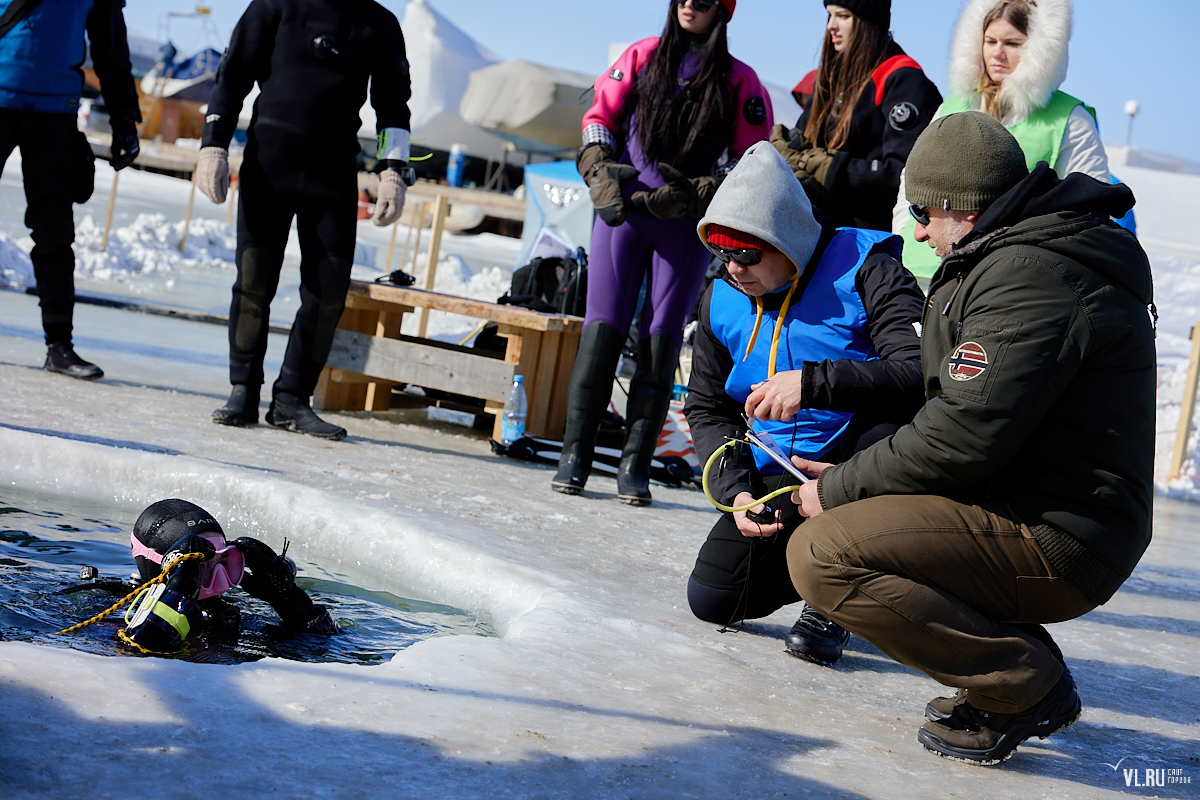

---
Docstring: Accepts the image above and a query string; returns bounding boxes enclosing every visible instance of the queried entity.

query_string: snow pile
[71,213,237,280]
[0,231,34,288]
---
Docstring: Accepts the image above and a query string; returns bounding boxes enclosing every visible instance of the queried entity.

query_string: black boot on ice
[43,343,103,380]
[266,395,347,441]
[212,384,260,426]
[551,322,625,495]
[784,604,851,666]
[615,335,679,507]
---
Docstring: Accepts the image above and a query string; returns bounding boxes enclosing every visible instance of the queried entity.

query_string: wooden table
[315,281,584,441]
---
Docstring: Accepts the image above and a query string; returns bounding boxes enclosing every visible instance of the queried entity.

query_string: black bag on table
[475,247,588,354]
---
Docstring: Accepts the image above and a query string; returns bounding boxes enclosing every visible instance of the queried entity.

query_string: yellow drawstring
[742,272,801,379]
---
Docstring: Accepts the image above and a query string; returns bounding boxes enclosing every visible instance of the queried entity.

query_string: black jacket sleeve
[368,11,412,132]
[85,0,141,124]
[683,282,760,505]
[202,0,279,149]
[801,248,926,422]
[826,67,942,205]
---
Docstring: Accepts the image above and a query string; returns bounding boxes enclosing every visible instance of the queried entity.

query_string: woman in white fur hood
[895,0,1111,280]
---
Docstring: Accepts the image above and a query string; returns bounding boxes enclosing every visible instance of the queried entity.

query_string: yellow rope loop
[701,438,803,514]
[50,551,206,637]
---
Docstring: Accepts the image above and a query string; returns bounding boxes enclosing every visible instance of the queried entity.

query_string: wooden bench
[314,280,584,441]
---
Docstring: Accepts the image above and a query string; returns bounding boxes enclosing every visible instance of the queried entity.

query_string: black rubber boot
[43,343,103,380]
[784,603,852,666]
[266,395,347,441]
[552,322,625,495]
[212,384,261,426]
[616,335,679,506]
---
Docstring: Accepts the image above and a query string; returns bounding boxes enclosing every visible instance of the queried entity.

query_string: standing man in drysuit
[197,0,412,441]
[0,0,141,380]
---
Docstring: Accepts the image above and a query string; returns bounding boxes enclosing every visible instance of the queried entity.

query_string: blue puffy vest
[0,0,93,114]
[709,227,898,473]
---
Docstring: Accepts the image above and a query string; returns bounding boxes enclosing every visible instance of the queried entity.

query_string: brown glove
[577,143,639,226]
[629,164,721,219]
[769,123,809,174]
[797,147,836,188]
[195,146,230,205]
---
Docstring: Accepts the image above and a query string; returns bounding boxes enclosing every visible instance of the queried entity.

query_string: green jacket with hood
[816,164,1155,604]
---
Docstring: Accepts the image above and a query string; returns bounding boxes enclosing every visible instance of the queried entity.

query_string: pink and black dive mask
[130,498,245,600]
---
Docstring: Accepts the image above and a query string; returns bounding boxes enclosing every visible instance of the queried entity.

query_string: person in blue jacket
[0,0,141,380]
[684,141,924,666]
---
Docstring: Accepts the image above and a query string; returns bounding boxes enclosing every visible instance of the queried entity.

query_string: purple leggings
[584,210,711,349]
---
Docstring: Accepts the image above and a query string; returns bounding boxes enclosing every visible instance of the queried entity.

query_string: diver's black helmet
[131,498,224,582]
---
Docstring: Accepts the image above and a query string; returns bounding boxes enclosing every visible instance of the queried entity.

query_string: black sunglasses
[677,0,718,12]
[908,204,931,227]
[704,241,763,266]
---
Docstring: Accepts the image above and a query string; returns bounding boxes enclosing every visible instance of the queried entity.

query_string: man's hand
[195,146,230,204]
[790,457,833,518]
[745,371,804,421]
[732,491,784,538]
[372,168,407,226]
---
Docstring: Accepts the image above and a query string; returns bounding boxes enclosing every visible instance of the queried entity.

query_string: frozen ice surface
[2,154,1199,797]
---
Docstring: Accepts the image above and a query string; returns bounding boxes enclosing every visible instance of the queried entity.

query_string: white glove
[195,146,230,205]
[372,169,407,226]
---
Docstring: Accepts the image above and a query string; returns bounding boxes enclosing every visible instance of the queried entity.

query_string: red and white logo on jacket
[947,341,988,381]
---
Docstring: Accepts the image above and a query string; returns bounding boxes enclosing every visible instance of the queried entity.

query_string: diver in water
[120,498,338,654]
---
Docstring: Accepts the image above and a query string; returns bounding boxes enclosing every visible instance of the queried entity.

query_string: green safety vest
[900,90,1096,280]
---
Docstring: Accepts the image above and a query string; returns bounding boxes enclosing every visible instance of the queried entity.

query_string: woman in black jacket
[772,1,941,231]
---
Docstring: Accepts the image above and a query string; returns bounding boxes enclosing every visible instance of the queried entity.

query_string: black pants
[0,109,78,345]
[688,418,900,625]
[228,132,358,400]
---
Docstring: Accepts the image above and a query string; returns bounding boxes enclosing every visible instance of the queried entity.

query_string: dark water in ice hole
[0,487,493,665]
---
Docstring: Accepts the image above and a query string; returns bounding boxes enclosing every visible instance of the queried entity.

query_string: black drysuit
[201,0,412,399]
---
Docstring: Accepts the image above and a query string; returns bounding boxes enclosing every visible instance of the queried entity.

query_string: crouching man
[684,141,925,665]
[786,112,1155,764]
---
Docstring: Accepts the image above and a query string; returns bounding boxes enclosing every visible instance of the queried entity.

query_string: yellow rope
[701,438,803,514]
[49,552,206,637]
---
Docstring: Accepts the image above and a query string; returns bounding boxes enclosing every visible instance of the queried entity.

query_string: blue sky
[124,0,1195,160]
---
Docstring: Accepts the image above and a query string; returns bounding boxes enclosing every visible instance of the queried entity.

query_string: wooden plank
[346,281,584,333]
[544,330,580,438]
[326,329,515,401]
[1169,323,1200,477]
[416,195,451,339]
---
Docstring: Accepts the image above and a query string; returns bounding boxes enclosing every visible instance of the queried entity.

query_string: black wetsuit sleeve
[85,0,140,124]
[201,0,280,149]
[826,68,942,206]
[801,250,925,422]
[683,282,757,504]
[369,11,412,132]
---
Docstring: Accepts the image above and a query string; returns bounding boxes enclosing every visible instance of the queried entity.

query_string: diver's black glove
[234,537,339,634]
[109,112,140,171]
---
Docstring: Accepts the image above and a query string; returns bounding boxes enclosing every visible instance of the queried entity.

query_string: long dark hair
[804,11,890,150]
[632,1,732,168]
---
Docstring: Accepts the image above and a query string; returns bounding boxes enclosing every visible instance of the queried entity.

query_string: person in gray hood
[683,141,924,666]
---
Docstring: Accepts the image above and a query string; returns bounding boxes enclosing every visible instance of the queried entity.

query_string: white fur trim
[948,0,1072,122]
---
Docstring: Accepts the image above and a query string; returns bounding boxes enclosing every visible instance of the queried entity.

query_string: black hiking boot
[925,624,1070,721]
[917,671,1081,765]
[43,343,103,380]
[551,322,624,496]
[784,604,851,666]
[212,384,260,427]
[266,396,346,441]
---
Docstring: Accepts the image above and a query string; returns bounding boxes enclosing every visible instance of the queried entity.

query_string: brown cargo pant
[786,494,1095,713]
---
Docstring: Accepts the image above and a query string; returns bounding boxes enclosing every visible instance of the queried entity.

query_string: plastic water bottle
[500,375,527,445]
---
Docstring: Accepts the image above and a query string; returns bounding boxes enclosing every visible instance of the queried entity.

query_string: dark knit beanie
[906,111,1029,212]
[823,0,890,31]
[706,224,779,253]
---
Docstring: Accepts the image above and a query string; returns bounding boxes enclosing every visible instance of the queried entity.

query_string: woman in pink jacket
[552,0,772,506]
